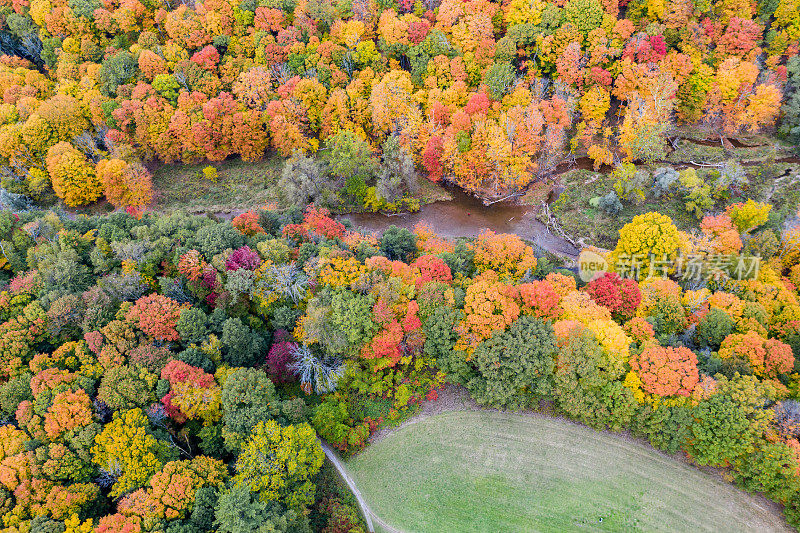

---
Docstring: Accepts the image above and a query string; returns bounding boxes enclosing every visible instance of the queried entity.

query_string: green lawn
[346,411,791,533]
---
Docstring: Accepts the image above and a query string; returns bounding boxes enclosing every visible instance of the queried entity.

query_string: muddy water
[339,186,581,259]
[337,145,799,261]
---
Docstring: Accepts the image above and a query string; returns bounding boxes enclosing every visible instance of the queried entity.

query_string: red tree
[422,135,444,182]
[586,272,641,321]
[411,255,452,288]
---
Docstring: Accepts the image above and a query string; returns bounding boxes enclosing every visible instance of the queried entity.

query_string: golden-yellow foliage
[46,141,103,206]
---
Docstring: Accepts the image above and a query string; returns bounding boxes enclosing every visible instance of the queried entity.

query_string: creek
[340,140,800,260]
[207,136,798,261]
[339,185,581,259]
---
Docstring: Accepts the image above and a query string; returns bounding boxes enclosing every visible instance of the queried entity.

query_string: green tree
[483,63,515,101]
[221,318,266,367]
[311,398,368,452]
[192,224,245,260]
[322,130,378,205]
[379,226,417,261]
[98,51,138,96]
[0,372,32,419]
[97,364,158,411]
[630,403,695,453]
[553,329,636,431]
[188,486,219,531]
[278,150,340,208]
[466,316,556,409]
[564,0,604,35]
[67,0,101,18]
[176,307,209,345]
[424,307,463,377]
[696,308,735,349]
[687,393,758,467]
[327,290,378,357]
[153,74,181,103]
[686,377,773,467]
[220,368,282,452]
[376,136,419,205]
[214,485,310,533]
[734,440,800,503]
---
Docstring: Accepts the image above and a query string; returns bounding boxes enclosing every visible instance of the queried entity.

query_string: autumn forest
[0,0,800,529]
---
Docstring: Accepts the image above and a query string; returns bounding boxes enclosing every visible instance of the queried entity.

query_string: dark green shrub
[379,226,417,261]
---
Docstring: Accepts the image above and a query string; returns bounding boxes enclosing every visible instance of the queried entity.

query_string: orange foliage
[231,211,265,236]
[97,158,153,208]
[43,389,94,440]
[455,270,520,357]
[624,316,656,344]
[700,213,742,255]
[518,280,562,319]
[718,331,795,377]
[126,294,189,342]
[118,456,227,521]
[472,230,537,280]
[413,223,454,254]
[544,272,578,296]
[553,319,585,346]
[177,250,207,282]
[630,345,699,397]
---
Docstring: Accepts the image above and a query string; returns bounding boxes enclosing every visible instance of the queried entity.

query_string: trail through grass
[346,410,790,533]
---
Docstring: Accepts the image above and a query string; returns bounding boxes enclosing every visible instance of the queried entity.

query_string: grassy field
[346,411,791,533]
[150,156,283,215]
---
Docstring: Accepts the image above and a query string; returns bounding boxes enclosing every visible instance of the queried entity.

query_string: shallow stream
[339,186,581,259]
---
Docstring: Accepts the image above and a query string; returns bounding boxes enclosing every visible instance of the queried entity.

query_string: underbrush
[550,158,800,249]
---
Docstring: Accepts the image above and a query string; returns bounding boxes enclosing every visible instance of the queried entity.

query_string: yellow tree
[618,71,677,163]
[45,142,102,206]
[735,84,782,133]
[369,70,418,141]
[610,212,682,279]
[232,420,324,510]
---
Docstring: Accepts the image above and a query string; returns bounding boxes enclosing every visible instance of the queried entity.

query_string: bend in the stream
[338,186,580,259]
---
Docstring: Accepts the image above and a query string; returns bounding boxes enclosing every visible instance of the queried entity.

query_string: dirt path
[320,439,402,533]
[368,384,481,445]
